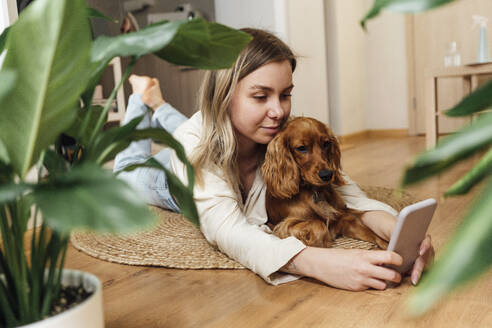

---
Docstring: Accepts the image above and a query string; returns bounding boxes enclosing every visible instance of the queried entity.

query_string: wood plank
[60,136,490,327]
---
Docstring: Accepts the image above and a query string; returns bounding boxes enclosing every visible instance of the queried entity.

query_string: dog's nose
[318,170,333,182]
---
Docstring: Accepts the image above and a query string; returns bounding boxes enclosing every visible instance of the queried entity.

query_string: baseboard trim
[368,129,409,138]
[339,129,409,148]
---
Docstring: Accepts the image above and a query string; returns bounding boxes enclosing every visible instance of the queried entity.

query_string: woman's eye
[296,146,307,153]
[253,95,267,100]
[281,94,292,99]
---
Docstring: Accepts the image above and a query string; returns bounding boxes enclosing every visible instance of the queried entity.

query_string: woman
[115,28,434,291]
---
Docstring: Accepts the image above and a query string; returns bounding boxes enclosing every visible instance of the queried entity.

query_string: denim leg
[151,102,188,133]
[113,94,187,212]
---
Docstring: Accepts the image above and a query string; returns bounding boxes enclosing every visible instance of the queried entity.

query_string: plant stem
[53,236,69,302]
[0,280,18,327]
[40,232,62,317]
[0,247,18,327]
[8,202,30,322]
[28,151,46,321]
[29,206,42,321]
[88,56,137,147]
[0,205,26,320]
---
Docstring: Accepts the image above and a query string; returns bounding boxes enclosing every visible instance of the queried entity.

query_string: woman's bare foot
[128,74,166,111]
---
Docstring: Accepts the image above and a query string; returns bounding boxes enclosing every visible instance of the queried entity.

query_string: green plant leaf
[445,147,492,196]
[361,0,458,29]
[0,183,32,204]
[122,158,199,226]
[64,105,105,145]
[32,163,157,234]
[84,115,144,163]
[0,0,92,178]
[88,120,194,191]
[87,8,117,23]
[42,149,69,177]
[0,71,16,167]
[0,26,10,53]
[83,19,183,103]
[83,18,251,104]
[155,18,253,69]
[445,80,492,117]
[0,70,17,108]
[402,112,492,186]
[131,128,194,189]
[0,151,11,186]
[407,178,492,316]
[0,138,9,165]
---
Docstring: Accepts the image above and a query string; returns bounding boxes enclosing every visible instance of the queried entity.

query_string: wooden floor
[65,136,492,327]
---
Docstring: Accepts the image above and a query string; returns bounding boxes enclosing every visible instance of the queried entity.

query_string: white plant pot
[18,269,104,328]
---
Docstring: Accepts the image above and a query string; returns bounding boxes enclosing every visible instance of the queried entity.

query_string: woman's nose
[267,100,287,119]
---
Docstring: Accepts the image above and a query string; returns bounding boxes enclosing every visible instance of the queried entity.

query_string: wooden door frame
[405,14,418,136]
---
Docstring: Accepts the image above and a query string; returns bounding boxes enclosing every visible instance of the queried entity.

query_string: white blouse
[169,111,397,285]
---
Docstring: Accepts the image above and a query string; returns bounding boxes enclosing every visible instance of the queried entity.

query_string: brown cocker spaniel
[261,117,388,249]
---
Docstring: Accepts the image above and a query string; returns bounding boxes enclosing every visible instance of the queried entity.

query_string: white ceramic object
[18,269,104,328]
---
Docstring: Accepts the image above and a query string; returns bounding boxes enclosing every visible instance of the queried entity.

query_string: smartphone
[386,198,437,274]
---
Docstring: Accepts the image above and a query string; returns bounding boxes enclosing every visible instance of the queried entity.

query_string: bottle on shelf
[444,41,461,67]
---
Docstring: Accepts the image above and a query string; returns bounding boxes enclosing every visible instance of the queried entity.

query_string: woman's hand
[284,247,403,291]
[128,74,166,111]
[362,211,435,285]
[410,234,434,285]
[361,210,396,241]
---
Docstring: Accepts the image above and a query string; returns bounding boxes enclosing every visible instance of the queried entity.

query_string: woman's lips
[262,126,279,134]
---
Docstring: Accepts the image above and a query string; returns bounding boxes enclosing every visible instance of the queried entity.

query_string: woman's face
[229,60,293,148]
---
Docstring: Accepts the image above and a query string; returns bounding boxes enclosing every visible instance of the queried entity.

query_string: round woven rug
[70,186,417,270]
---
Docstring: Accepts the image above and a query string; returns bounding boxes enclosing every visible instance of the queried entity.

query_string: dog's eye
[296,146,307,153]
[323,141,330,148]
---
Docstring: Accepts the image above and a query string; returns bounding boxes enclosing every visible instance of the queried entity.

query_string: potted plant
[0,0,251,326]
[363,0,492,316]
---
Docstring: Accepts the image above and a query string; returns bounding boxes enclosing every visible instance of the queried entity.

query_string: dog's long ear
[331,134,346,186]
[261,132,300,198]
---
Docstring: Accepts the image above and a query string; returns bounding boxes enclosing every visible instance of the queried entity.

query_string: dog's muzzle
[318,169,333,182]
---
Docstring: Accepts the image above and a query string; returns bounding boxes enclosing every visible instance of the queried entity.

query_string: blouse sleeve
[169,116,306,285]
[336,172,398,216]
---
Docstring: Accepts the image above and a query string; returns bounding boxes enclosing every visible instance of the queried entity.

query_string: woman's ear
[261,133,300,198]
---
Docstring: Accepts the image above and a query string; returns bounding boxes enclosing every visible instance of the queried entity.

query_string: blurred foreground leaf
[33,163,157,234]
[361,0,458,29]
[407,178,492,316]
[402,113,492,186]
[445,148,492,196]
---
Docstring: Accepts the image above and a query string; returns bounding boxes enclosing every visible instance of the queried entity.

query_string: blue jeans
[113,94,188,212]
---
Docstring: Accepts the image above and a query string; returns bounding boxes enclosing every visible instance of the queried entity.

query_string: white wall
[285,0,330,124]
[0,0,17,66]
[214,0,409,136]
[325,0,408,135]
[327,1,369,135]
[0,0,17,29]
[365,11,408,130]
[214,0,277,34]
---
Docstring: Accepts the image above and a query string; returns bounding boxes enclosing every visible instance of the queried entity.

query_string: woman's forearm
[361,210,396,241]
[280,246,404,291]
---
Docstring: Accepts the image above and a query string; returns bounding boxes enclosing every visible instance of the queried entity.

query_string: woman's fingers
[367,250,403,267]
[411,255,426,285]
[369,264,402,283]
[410,235,435,285]
[419,234,432,256]
[366,278,388,291]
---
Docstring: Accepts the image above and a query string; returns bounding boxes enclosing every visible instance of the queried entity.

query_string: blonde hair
[191,28,296,200]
